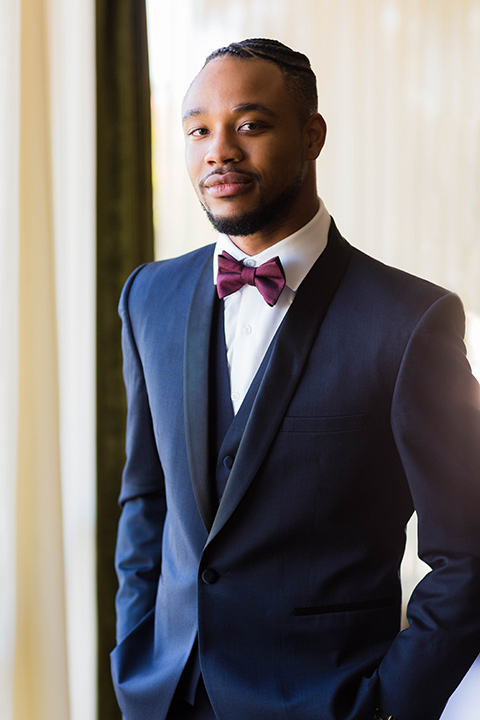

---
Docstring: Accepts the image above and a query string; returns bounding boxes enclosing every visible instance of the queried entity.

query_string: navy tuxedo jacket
[111,220,480,720]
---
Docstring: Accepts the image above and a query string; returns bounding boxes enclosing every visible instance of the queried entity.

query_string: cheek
[260,152,305,190]
[260,136,304,173]
[184,146,203,184]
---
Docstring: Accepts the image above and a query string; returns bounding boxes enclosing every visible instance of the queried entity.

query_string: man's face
[182,56,316,239]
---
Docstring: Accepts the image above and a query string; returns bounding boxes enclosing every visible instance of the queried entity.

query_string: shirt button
[232,392,240,402]
[243,258,255,267]
[241,324,252,336]
[202,568,219,584]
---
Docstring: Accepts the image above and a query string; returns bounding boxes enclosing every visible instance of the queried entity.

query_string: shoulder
[343,241,463,331]
[118,244,215,317]
[328,217,454,319]
[325,218,466,347]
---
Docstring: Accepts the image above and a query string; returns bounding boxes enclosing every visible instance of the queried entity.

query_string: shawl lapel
[184,251,218,531]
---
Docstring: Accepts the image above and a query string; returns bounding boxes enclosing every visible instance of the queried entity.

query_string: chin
[204,208,267,236]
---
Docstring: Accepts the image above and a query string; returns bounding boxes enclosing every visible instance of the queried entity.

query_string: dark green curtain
[96,2,154,718]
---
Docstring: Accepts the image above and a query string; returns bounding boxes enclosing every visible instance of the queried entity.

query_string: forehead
[182,56,294,118]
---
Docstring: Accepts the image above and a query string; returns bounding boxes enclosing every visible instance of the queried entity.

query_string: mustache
[199,166,261,188]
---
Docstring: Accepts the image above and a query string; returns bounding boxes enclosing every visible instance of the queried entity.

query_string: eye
[188,127,209,138]
[239,121,267,133]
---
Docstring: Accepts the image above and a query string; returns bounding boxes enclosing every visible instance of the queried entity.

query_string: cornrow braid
[203,38,318,120]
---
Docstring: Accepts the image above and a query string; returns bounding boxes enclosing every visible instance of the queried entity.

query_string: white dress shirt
[213,199,331,414]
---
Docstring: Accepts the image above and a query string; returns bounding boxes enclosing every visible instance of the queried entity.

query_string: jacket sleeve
[114,267,167,644]
[377,292,480,720]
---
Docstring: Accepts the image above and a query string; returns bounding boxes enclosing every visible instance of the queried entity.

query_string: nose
[204,128,243,165]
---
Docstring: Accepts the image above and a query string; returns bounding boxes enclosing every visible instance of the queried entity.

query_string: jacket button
[223,455,234,469]
[202,568,219,584]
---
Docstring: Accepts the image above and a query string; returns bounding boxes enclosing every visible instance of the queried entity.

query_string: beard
[201,169,305,237]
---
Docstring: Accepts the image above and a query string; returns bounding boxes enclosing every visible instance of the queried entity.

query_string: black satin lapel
[207,219,353,544]
[184,252,218,531]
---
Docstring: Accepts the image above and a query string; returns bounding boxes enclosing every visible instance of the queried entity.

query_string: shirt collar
[213,198,331,291]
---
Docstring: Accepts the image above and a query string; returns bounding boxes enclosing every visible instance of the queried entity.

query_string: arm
[114,267,167,644]
[377,292,480,719]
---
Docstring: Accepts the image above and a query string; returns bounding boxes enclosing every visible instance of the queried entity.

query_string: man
[111,39,480,720]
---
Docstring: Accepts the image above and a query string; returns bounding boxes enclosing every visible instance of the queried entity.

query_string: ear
[304,113,327,160]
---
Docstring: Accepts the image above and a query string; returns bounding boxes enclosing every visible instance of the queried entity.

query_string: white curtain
[0,1,96,719]
[147,0,480,715]
[0,1,21,714]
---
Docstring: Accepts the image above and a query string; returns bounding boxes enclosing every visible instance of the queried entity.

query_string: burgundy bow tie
[217,251,286,307]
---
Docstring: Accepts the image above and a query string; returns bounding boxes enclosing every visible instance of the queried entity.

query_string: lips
[202,171,254,198]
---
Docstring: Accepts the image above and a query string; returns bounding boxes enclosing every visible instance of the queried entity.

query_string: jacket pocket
[294,595,400,616]
[281,413,367,434]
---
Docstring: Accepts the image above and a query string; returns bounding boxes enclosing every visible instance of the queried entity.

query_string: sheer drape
[0,1,96,719]
[0,2,21,717]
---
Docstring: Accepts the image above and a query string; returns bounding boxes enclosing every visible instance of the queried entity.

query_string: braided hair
[203,38,318,120]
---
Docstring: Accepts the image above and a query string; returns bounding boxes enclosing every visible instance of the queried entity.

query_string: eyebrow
[231,103,278,117]
[182,108,205,123]
[182,102,278,124]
